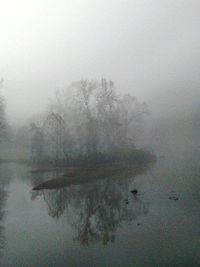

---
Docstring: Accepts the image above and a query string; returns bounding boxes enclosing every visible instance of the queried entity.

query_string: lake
[0,145,200,266]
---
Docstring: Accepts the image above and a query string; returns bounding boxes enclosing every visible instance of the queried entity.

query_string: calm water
[0,146,200,266]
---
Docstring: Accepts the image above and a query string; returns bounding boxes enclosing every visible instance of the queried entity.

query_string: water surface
[0,146,200,267]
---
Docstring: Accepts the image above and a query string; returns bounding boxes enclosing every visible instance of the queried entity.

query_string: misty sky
[0,0,200,122]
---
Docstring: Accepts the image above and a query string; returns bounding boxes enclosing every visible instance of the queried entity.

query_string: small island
[25,79,155,190]
[32,148,156,190]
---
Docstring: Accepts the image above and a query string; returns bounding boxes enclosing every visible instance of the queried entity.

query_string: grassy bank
[29,148,156,171]
[32,148,156,190]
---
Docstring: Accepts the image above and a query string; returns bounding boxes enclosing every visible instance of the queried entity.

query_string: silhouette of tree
[30,123,45,163]
[0,79,6,141]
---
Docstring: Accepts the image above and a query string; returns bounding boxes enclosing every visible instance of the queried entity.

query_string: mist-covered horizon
[0,0,199,123]
[1,2,200,266]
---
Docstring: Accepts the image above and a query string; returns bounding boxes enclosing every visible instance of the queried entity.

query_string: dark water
[0,147,200,266]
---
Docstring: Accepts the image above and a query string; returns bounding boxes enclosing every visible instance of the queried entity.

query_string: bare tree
[30,123,45,163]
[76,80,98,154]
[44,112,70,164]
[0,79,6,141]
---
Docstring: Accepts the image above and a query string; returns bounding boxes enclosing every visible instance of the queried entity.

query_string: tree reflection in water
[0,188,7,257]
[0,164,11,258]
[32,174,150,246]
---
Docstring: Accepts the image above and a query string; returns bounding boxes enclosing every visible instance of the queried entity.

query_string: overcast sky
[0,0,200,122]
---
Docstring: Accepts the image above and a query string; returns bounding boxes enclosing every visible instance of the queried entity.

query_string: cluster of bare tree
[29,78,148,164]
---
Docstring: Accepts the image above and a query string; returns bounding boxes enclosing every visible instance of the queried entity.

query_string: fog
[0,0,199,123]
[1,2,200,266]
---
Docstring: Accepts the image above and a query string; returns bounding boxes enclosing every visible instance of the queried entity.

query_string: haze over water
[0,1,200,266]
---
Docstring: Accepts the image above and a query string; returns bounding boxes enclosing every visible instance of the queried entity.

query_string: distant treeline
[1,78,152,166]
